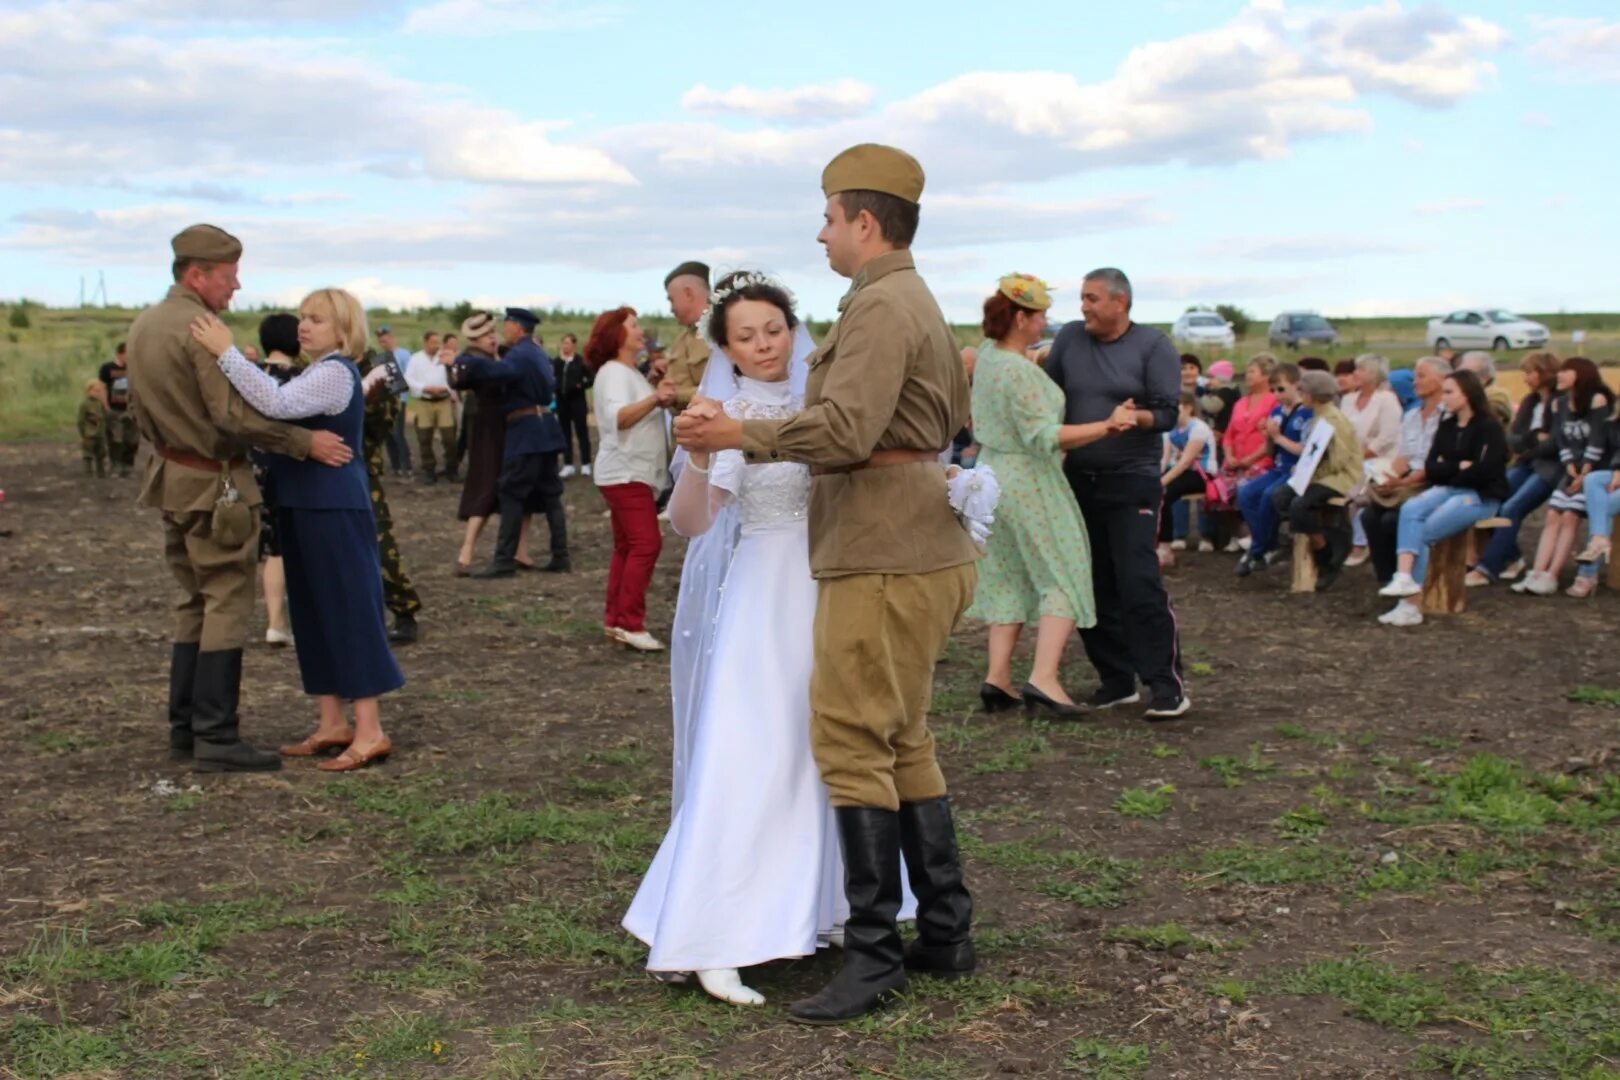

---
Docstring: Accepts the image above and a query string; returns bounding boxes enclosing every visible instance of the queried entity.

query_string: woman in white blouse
[586,307,674,652]
[1339,353,1404,568]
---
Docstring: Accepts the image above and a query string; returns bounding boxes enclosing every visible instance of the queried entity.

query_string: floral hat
[997,273,1052,311]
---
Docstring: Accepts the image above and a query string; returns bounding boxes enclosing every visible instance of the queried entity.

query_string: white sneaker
[696,968,764,1006]
[1237,537,1252,552]
[1510,573,1534,593]
[1500,559,1525,581]
[1224,538,1244,553]
[265,627,293,646]
[1378,602,1423,627]
[581,464,592,477]
[559,464,577,479]
[1378,572,1421,598]
[1197,540,1215,553]
[1524,571,1559,596]
[1343,548,1369,568]
[618,630,665,652]
[1170,539,1187,551]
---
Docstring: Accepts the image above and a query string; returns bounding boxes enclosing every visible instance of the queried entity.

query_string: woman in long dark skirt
[190,288,403,771]
[451,331,516,574]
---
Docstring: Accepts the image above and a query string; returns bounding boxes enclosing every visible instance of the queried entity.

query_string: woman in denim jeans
[1468,350,1561,586]
[1377,371,1508,627]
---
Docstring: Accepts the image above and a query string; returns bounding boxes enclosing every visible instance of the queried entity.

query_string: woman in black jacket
[1517,357,1613,596]
[1376,370,1508,626]
[1468,350,1560,586]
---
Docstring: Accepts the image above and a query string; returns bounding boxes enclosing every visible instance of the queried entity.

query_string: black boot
[190,649,281,773]
[898,796,976,978]
[167,642,200,760]
[387,614,419,644]
[788,807,907,1025]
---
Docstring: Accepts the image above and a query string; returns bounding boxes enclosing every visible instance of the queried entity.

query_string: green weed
[1274,805,1329,839]
[1568,685,1620,708]
[1113,784,1175,819]
[1067,1036,1153,1078]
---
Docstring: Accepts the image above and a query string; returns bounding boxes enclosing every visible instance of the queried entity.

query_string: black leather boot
[168,642,200,760]
[898,796,976,978]
[190,649,281,773]
[789,807,907,1025]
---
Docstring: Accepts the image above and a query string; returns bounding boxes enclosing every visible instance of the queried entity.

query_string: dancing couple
[623,144,982,1024]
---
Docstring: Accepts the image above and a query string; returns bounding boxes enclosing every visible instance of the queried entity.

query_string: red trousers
[599,482,662,632]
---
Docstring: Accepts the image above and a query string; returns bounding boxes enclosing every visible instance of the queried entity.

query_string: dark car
[1268,311,1340,350]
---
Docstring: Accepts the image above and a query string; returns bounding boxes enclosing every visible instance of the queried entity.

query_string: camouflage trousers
[81,435,107,476]
[108,411,139,471]
[367,447,422,619]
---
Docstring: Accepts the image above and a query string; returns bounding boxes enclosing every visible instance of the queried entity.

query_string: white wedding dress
[622,376,914,977]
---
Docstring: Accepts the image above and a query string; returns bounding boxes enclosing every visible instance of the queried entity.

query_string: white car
[1172,311,1235,349]
[1425,309,1549,352]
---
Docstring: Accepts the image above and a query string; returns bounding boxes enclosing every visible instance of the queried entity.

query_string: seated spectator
[1271,371,1363,591]
[1201,359,1238,434]
[1298,356,1330,373]
[1333,359,1357,398]
[1457,351,1516,426]
[1377,370,1509,626]
[1180,353,1205,394]
[1158,390,1219,563]
[1389,368,1417,412]
[1571,401,1620,594]
[1467,350,1561,586]
[1359,357,1448,585]
[1516,357,1613,596]
[1219,354,1278,552]
[1235,363,1311,577]
[1339,353,1403,567]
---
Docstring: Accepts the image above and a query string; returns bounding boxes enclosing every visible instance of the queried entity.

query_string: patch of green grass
[1199,743,1277,788]
[1066,1036,1154,1078]
[164,791,204,812]
[934,719,993,752]
[969,733,1052,775]
[1105,922,1218,953]
[498,898,645,966]
[28,730,87,755]
[1568,685,1620,708]
[1209,978,1251,1005]
[1417,734,1462,751]
[1276,953,1447,1031]
[962,831,1141,909]
[1274,804,1329,840]
[582,746,649,769]
[1114,784,1175,819]
[1275,722,1341,750]
[1188,842,1360,887]
[1366,753,1620,836]
[343,1011,452,1067]
[1147,743,1181,759]
[1188,661,1214,677]
[0,1016,129,1077]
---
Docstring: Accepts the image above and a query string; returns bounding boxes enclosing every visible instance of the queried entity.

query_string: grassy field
[3,301,1617,443]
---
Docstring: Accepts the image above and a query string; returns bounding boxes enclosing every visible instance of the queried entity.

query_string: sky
[1,0,1617,327]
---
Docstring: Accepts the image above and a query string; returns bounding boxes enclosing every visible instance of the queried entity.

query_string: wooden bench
[1420,517,1512,615]
[1290,498,1348,593]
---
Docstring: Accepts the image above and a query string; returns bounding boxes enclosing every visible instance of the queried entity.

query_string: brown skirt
[457,406,505,521]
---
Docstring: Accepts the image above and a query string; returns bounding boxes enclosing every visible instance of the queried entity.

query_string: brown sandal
[317,738,392,772]
[281,730,355,757]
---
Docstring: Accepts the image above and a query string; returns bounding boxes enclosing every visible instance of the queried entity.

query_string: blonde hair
[1246,351,1279,377]
[299,288,369,360]
[84,378,104,394]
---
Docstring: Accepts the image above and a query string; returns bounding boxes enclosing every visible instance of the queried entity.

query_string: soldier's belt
[811,447,940,477]
[154,444,245,472]
[506,406,550,420]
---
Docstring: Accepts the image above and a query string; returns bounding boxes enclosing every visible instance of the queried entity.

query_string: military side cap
[663,261,711,288]
[821,144,925,203]
[998,273,1052,311]
[504,307,540,330]
[461,312,496,338]
[171,223,242,263]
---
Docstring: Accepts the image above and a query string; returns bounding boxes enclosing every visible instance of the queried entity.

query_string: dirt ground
[2,441,1618,1080]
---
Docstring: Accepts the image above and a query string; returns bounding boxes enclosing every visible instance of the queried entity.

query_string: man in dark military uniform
[126,224,353,771]
[663,261,711,411]
[467,309,569,577]
[676,145,978,1024]
[356,348,424,644]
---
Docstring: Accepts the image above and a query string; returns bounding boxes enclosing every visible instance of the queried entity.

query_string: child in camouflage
[77,379,109,477]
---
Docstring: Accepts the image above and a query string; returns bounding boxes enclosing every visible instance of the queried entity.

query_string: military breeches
[81,435,107,474]
[108,411,139,466]
[368,463,421,618]
[809,563,977,810]
[162,507,259,651]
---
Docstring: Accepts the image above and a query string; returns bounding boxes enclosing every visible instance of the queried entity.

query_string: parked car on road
[1172,311,1235,349]
[1268,311,1340,350]
[1425,309,1549,352]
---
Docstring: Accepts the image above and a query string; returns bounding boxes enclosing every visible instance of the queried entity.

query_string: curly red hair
[584,306,636,371]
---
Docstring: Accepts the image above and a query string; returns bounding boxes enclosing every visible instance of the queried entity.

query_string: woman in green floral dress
[966,275,1135,716]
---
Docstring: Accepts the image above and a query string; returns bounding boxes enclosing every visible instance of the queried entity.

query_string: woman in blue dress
[190,288,404,771]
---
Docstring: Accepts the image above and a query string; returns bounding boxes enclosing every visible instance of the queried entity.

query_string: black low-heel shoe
[1021,683,1089,719]
[979,683,1022,714]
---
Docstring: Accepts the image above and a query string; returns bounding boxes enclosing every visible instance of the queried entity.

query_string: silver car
[1425,309,1549,351]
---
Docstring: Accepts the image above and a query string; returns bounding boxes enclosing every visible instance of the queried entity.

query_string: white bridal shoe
[696,968,764,1007]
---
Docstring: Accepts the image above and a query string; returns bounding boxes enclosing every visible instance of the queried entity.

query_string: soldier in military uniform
[663,261,712,412]
[356,348,424,644]
[675,145,978,1024]
[126,224,353,771]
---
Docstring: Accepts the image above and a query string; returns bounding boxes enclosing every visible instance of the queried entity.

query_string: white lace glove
[946,463,1000,550]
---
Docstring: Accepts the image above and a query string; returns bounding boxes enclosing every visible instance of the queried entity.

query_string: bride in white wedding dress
[621,271,913,1006]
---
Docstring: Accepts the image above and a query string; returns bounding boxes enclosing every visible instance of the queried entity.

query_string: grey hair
[1457,350,1496,383]
[1353,353,1389,386]
[1083,267,1133,308]
[1414,356,1452,380]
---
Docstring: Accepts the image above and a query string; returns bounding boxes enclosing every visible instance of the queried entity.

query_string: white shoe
[1170,539,1187,551]
[1343,548,1369,568]
[1524,571,1559,596]
[1378,602,1423,627]
[1237,537,1252,552]
[1500,559,1525,581]
[1197,540,1215,553]
[696,968,764,1007]
[581,464,592,477]
[1224,538,1244,553]
[1378,572,1421,598]
[559,464,577,479]
[265,627,293,646]
[618,630,665,652]
[1510,573,1534,594]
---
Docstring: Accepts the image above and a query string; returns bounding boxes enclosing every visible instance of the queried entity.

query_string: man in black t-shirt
[98,341,140,477]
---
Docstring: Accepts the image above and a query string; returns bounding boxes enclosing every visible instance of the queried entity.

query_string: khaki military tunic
[127,284,314,650]
[665,325,711,411]
[738,250,978,809]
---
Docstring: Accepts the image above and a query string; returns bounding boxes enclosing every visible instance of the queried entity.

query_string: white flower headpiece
[696,271,794,342]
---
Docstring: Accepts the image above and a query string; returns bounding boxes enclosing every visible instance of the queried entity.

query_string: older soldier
[676,144,978,1025]
[470,308,569,577]
[126,224,352,771]
[663,262,711,411]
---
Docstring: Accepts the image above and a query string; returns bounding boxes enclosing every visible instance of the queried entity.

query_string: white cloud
[1414,197,1488,216]
[682,80,876,122]
[1199,234,1420,260]
[1528,18,1620,83]
[1521,111,1554,129]
[1306,1,1506,106]
[403,0,620,35]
